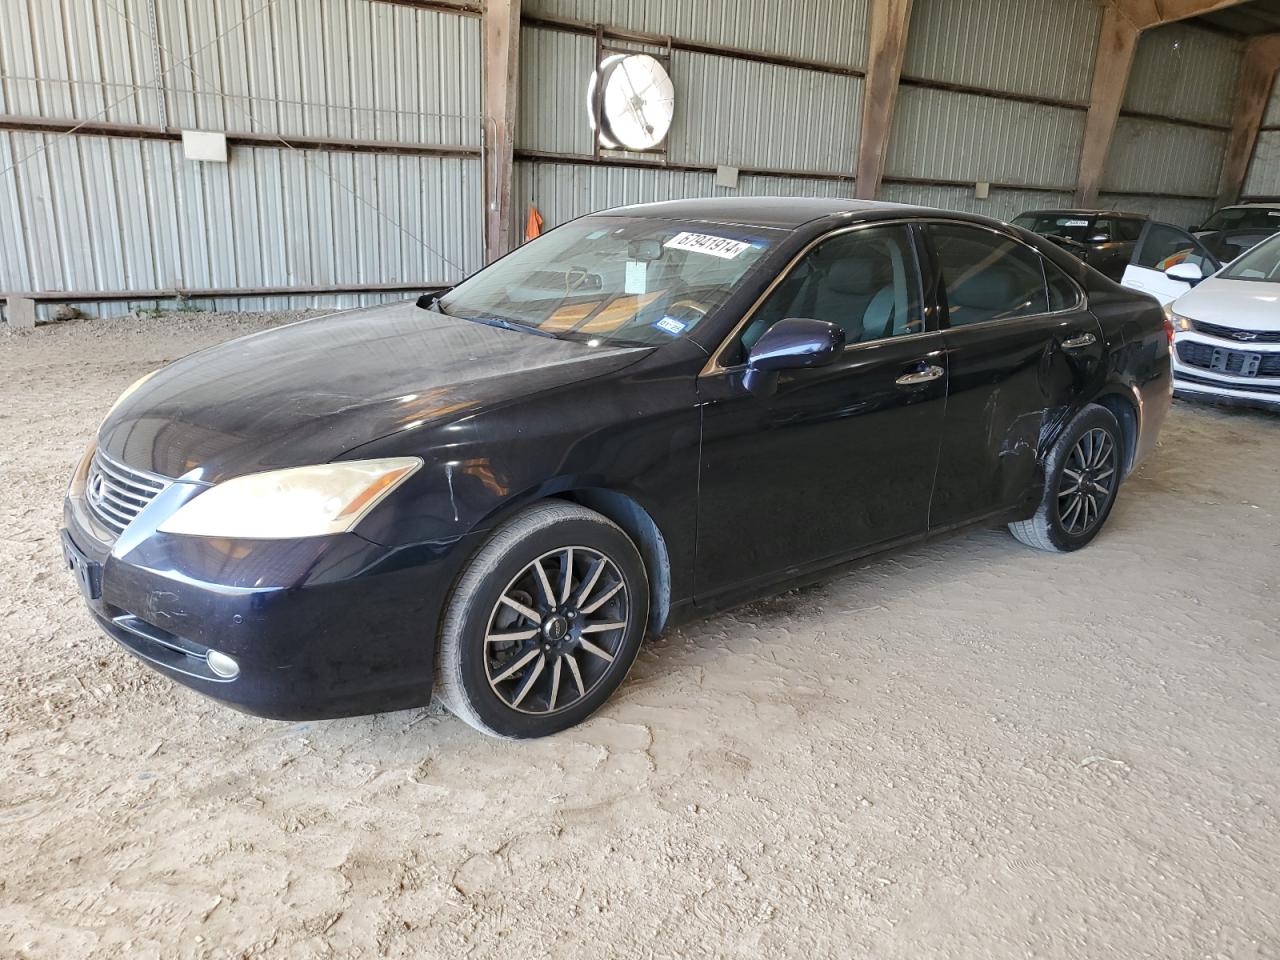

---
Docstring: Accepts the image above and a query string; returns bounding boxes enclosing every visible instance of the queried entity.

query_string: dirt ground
[2,310,1278,960]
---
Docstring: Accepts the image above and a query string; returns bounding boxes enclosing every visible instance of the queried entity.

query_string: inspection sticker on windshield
[664,231,752,259]
[654,316,687,336]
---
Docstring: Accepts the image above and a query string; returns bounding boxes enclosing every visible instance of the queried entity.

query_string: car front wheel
[436,501,649,739]
[1008,404,1124,553]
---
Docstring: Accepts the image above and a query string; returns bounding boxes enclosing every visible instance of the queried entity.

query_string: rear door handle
[895,364,944,387]
[1061,332,1097,350]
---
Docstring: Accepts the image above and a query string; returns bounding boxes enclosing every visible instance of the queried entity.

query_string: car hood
[1172,276,1280,331]
[99,300,649,481]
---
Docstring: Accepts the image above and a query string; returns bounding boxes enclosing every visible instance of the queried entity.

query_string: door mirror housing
[747,317,846,372]
[742,318,846,394]
[416,289,451,311]
[1165,262,1204,285]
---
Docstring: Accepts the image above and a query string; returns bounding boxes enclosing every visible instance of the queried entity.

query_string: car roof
[1017,208,1147,219]
[590,196,1000,231]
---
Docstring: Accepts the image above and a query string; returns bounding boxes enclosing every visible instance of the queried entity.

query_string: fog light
[206,649,240,679]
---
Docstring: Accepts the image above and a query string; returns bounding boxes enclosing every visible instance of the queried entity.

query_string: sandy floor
[2,311,1279,959]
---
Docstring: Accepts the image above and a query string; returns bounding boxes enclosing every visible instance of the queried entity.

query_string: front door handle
[1061,332,1097,350]
[895,364,944,387]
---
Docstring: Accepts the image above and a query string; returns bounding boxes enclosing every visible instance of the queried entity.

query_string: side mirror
[743,318,845,393]
[416,289,450,310]
[1165,262,1204,285]
[1088,234,1109,244]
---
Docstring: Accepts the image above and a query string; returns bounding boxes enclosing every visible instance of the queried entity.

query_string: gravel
[2,311,1278,959]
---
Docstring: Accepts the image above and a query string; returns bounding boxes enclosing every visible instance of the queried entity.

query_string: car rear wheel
[1008,404,1123,553]
[436,501,649,739]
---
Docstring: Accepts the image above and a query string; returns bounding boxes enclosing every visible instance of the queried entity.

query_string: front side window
[439,216,780,347]
[736,225,923,356]
[1132,223,1218,273]
[1114,218,1144,242]
[1221,233,1280,281]
[928,223,1048,327]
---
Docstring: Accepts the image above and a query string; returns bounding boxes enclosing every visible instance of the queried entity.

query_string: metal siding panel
[1095,192,1213,228]
[1123,23,1242,126]
[514,159,854,231]
[880,182,1073,221]
[887,86,1083,189]
[902,0,1100,102]
[1244,131,1280,197]
[517,27,860,173]
[1263,75,1280,127]
[523,0,869,69]
[1101,117,1225,197]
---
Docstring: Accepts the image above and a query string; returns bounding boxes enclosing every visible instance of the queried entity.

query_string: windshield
[1221,233,1280,282]
[1012,214,1097,242]
[1200,207,1280,232]
[437,216,780,347]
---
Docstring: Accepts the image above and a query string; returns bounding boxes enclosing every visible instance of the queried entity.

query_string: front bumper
[1172,333,1280,410]
[63,490,473,720]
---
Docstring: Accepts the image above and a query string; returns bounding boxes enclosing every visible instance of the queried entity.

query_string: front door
[922,222,1107,527]
[1121,221,1221,305]
[694,223,947,601]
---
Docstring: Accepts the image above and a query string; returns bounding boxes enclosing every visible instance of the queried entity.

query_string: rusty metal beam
[482,0,521,262]
[1216,34,1280,208]
[854,0,913,200]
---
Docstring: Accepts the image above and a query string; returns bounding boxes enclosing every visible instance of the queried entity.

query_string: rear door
[1122,221,1221,304]
[923,222,1106,528]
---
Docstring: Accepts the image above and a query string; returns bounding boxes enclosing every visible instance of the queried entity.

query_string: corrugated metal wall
[1123,22,1242,125]
[881,0,1098,225]
[901,0,1101,102]
[1,0,482,319]
[1244,75,1280,198]
[1100,118,1227,198]
[523,0,869,69]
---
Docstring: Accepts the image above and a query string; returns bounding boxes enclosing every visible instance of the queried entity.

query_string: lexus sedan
[1167,230,1280,409]
[63,198,1171,739]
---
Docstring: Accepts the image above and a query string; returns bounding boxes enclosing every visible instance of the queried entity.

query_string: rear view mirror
[1165,262,1204,285]
[628,239,664,261]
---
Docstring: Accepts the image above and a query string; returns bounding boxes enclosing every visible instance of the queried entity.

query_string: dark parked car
[1011,209,1148,281]
[63,198,1172,739]
[1192,203,1280,264]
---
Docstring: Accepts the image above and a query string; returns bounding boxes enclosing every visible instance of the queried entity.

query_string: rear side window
[928,223,1049,327]
[1045,259,1082,311]
[1133,223,1218,273]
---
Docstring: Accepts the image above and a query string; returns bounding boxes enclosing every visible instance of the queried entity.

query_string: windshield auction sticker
[664,231,751,259]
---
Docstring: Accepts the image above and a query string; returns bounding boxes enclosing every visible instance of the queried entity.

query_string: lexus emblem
[1232,330,1258,342]
[87,471,106,507]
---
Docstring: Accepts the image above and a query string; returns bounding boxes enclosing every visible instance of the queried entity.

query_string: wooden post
[1074,7,1140,208]
[854,0,914,200]
[483,0,521,263]
[1216,34,1280,209]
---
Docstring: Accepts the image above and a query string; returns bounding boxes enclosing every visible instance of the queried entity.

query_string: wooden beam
[1075,7,1141,207]
[1110,0,1254,30]
[1216,34,1280,208]
[854,0,914,199]
[482,0,521,262]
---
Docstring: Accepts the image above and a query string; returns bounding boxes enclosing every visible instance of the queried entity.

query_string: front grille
[1177,340,1280,377]
[1190,320,1280,344]
[85,451,170,536]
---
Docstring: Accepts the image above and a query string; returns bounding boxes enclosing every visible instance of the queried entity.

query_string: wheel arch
[1090,389,1140,478]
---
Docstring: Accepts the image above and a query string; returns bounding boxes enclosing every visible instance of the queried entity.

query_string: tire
[436,501,649,739]
[1008,404,1124,553]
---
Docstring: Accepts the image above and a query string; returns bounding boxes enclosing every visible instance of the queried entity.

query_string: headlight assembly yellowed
[104,369,161,421]
[1165,307,1193,333]
[158,458,422,539]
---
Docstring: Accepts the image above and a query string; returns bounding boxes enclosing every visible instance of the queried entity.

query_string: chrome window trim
[701,216,1086,377]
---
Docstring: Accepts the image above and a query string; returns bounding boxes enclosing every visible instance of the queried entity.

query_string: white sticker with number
[663,231,751,259]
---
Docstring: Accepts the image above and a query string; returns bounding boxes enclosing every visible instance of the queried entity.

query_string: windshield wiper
[452,312,561,339]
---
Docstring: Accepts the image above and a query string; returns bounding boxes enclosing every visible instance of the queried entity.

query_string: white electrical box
[974,181,990,200]
[182,130,229,163]
[715,165,740,189]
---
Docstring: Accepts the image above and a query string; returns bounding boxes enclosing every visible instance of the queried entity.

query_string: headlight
[104,369,161,421]
[158,458,422,539]
[1165,306,1193,333]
